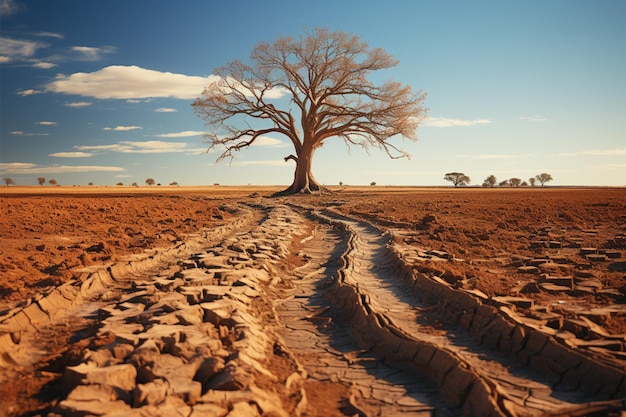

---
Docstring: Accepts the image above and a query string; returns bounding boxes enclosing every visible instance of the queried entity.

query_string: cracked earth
[0,188,624,416]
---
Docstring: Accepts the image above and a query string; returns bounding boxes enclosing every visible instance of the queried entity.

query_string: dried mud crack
[0,201,624,417]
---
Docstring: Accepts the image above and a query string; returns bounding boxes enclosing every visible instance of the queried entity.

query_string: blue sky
[1,0,624,187]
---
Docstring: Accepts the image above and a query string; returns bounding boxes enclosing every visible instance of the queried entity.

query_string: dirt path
[0,201,623,416]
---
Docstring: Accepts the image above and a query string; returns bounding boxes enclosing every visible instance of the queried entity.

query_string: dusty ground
[0,186,624,416]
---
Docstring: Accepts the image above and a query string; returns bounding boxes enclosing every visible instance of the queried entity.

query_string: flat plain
[1,186,624,416]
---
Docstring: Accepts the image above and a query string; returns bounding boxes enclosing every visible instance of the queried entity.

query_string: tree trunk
[276,148,325,195]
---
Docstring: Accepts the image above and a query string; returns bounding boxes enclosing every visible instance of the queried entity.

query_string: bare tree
[535,173,553,187]
[529,177,536,187]
[444,172,470,188]
[193,28,427,195]
[37,177,45,186]
[145,178,155,186]
[509,177,522,187]
[483,175,497,187]
[3,177,15,186]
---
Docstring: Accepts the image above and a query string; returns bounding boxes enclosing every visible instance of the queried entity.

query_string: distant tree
[193,28,427,195]
[521,181,528,187]
[3,177,15,186]
[145,178,155,186]
[535,173,553,187]
[484,175,497,187]
[370,181,377,186]
[132,182,139,187]
[49,179,57,185]
[37,177,46,186]
[444,172,470,188]
[509,178,522,187]
[499,180,509,187]
[116,182,124,186]
[88,182,94,186]
[339,181,343,186]
[169,182,179,186]
[529,177,536,187]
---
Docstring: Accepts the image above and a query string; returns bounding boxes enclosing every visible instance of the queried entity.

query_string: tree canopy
[444,172,470,188]
[193,28,427,194]
[535,173,553,187]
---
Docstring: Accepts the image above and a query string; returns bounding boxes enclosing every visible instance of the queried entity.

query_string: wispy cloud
[0,36,45,59]
[0,0,24,16]
[16,88,42,96]
[32,61,56,69]
[103,125,142,131]
[560,147,626,157]
[250,136,288,147]
[10,131,49,136]
[424,117,492,127]
[584,163,626,170]
[0,162,124,174]
[155,131,205,138]
[45,65,220,100]
[456,153,533,160]
[65,101,91,107]
[49,152,93,158]
[71,45,116,61]
[36,121,57,126]
[520,115,547,122]
[33,31,64,39]
[155,107,177,113]
[76,140,190,154]
[232,159,290,167]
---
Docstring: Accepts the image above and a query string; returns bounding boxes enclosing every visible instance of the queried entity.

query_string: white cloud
[155,131,205,138]
[456,153,533,160]
[33,31,64,39]
[0,162,124,174]
[560,147,626,157]
[65,101,92,107]
[520,115,547,122]
[49,152,93,158]
[17,88,42,96]
[250,136,288,147]
[232,159,290,167]
[126,99,141,104]
[36,121,57,126]
[33,61,57,69]
[71,45,116,61]
[0,0,24,16]
[103,125,142,131]
[155,107,177,112]
[10,131,49,136]
[424,117,492,127]
[76,140,190,154]
[45,65,220,100]
[44,65,286,100]
[584,163,626,170]
[0,37,45,59]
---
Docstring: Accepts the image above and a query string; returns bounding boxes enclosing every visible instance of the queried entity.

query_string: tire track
[311,207,625,416]
[272,213,460,416]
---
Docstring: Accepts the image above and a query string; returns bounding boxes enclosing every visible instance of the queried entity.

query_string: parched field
[0,186,624,416]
